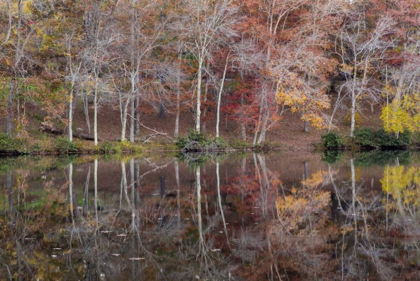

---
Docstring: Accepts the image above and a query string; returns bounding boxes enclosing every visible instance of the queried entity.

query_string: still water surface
[0,151,419,280]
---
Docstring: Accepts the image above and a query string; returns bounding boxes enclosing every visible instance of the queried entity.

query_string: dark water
[0,151,419,280]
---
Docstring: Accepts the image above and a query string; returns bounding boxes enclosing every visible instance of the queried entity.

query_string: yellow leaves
[380,98,420,134]
[22,1,33,15]
[381,165,420,207]
[276,84,330,129]
[302,170,328,188]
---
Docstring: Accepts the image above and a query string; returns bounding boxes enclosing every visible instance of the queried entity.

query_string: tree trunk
[257,109,269,144]
[350,91,356,138]
[253,105,263,147]
[196,59,203,132]
[129,0,136,143]
[159,176,166,198]
[93,83,98,146]
[202,78,208,134]
[41,124,96,141]
[135,96,140,136]
[174,59,181,138]
[130,95,135,142]
[68,86,74,142]
[6,81,14,135]
[83,92,91,134]
[216,58,229,138]
[304,120,309,133]
[159,103,166,119]
[120,96,130,141]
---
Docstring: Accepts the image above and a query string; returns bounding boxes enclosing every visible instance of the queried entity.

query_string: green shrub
[321,132,345,150]
[54,137,77,154]
[0,134,26,152]
[353,127,376,148]
[354,127,411,148]
[176,130,230,151]
[230,138,250,149]
[322,150,344,164]
[176,130,207,149]
[30,143,42,153]
[100,141,114,154]
[207,137,229,150]
[354,150,412,166]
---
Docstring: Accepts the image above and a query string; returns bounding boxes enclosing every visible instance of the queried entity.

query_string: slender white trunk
[350,90,356,138]
[253,106,262,147]
[130,95,135,142]
[216,59,229,138]
[120,97,130,141]
[83,93,91,134]
[129,0,136,143]
[93,80,98,145]
[68,86,74,142]
[175,77,180,137]
[135,96,140,136]
[196,58,203,132]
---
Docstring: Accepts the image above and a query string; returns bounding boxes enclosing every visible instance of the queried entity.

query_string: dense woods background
[1,0,420,149]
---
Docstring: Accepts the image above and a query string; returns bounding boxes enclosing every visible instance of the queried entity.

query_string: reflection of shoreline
[1,152,420,280]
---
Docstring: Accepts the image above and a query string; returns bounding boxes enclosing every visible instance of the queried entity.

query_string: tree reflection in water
[0,152,419,280]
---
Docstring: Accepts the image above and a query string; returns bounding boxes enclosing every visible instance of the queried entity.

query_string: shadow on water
[0,150,420,280]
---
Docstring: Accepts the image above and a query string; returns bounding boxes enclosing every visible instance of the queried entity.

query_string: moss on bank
[0,131,274,156]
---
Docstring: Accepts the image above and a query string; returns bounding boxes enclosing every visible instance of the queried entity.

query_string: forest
[1,0,420,153]
[2,1,420,280]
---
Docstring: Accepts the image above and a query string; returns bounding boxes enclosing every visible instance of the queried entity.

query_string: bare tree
[177,0,238,133]
[337,12,395,137]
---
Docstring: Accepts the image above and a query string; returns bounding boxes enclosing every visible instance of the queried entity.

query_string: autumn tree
[177,0,238,133]
[337,2,396,137]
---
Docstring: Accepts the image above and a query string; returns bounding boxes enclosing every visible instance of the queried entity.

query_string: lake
[0,150,419,280]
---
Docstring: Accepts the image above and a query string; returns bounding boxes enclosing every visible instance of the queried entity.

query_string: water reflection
[0,152,420,280]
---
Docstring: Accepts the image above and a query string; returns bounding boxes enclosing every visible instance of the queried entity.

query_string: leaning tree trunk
[216,58,228,138]
[83,92,91,134]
